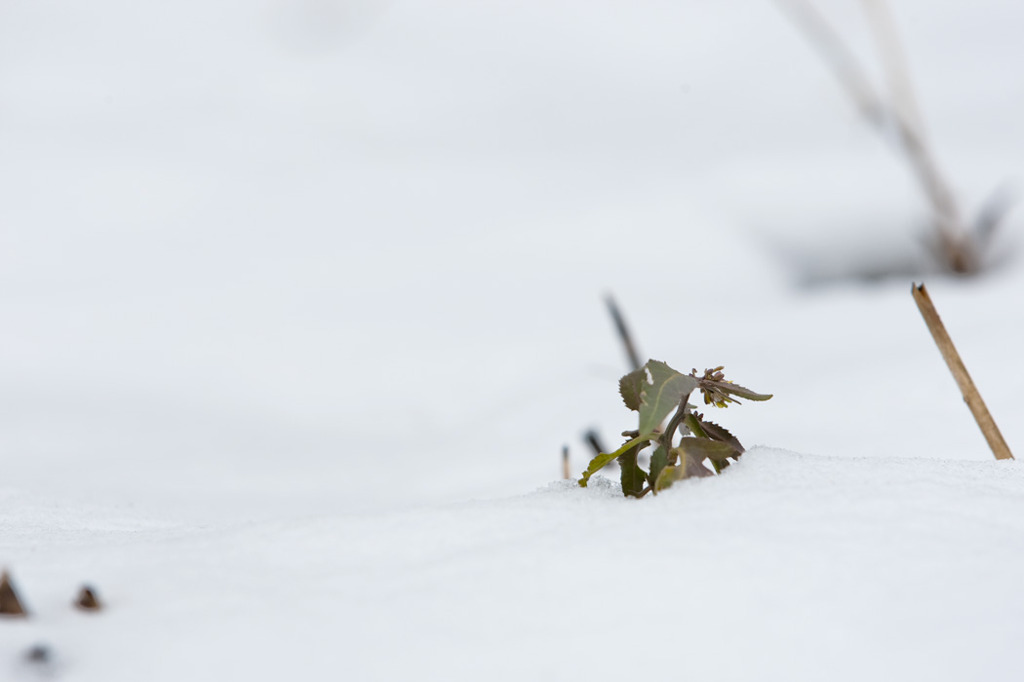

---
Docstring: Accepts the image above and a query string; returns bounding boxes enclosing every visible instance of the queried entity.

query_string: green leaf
[683,412,708,439]
[618,445,647,498]
[618,368,647,412]
[702,379,772,402]
[676,437,740,462]
[578,435,648,487]
[638,361,699,437]
[653,452,713,493]
[653,464,684,493]
[655,444,720,491]
[648,445,668,488]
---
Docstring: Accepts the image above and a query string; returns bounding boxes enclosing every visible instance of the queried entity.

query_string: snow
[5,452,1024,680]
[3,0,1024,679]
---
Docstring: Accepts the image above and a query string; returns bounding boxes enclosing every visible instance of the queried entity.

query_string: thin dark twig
[584,429,607,457]
[604,294,642,371]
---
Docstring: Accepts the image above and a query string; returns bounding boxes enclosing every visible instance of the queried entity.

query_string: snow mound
[4,449,1023,681]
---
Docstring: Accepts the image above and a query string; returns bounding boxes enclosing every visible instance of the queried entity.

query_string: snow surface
[3,1,1024,680]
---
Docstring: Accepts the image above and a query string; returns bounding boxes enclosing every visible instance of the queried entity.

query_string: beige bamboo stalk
[912,283,1013,460]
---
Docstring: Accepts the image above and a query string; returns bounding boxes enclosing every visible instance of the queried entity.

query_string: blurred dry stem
[562,446,571,480]
[75,585,103,612]
[912,283,1013,461]
[584,429,607,457]
[605,294,642,371]
[776,0,1011,274]
[0,570,28,617]
[575,296,643,466]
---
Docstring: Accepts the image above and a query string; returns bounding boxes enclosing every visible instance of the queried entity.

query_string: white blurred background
[2,0,1023,514]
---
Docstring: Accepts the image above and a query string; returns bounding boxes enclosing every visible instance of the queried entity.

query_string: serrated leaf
[702,379,772,402]
[618,368,647,412]
[723,384,772,401]
[618,445,646,498]
[578,435,648,487]
[638,360,698,437]
[698,419,745,455]
[710,457,731,474]
[648,445,667,488]
[676,437,740,462]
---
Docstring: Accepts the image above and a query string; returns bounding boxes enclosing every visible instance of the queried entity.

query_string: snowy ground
[3,1,1024,679]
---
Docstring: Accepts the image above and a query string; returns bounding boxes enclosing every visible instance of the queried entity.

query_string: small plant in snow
[579,360,771,497]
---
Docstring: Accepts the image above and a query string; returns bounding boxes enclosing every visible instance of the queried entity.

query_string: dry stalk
[775,0,1009,273]
[0,570,28,617]
[911,283,1013,460]
[605,294,642,371]
[75,585,103,612]
[584,429,607,457]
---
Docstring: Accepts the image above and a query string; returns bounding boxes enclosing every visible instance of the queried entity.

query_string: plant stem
[0,570,28,617]
[660,397,692,453]
[911,283,1013,460]
[605,294,642,371]
[584,429,606,457]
